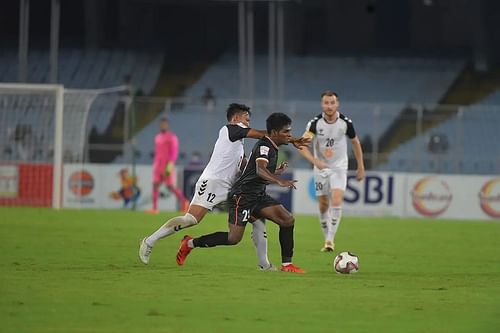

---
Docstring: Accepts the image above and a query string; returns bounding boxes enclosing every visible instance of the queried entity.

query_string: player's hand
[319,168,333,178]
[314,159,329,170]
[290,136,311,149]
[278,179,297,189]
[163,162,174,177]
[276,161,288,175]
[356,168,365,181]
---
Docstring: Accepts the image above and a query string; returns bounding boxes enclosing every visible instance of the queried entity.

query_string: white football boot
[320,241,335,252]
[139,237,153,265]
[258,263,278,271]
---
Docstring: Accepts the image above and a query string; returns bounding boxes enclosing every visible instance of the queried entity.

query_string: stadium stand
[0,49,164,135]
[121,54,464,167]
[183,54,464,102]
[377,91,500,174]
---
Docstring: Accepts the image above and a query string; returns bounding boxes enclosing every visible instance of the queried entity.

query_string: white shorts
[190,178,232,210]
[313,169,347,196]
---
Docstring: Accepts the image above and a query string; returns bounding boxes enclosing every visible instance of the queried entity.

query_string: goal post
[0,83,128,209]
[0,83,64,209]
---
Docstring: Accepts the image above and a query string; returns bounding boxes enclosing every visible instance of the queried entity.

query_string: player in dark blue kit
[176,112,305,273]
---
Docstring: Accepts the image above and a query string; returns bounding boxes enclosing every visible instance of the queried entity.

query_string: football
[333,251,359,274]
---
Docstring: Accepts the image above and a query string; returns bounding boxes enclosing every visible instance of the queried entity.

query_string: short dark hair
[160,117,169,123]
[266,112,291,133]
[226,103,251,121]
[320,90,339,99]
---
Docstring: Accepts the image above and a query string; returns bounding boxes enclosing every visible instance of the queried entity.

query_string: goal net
[0,83,128,208]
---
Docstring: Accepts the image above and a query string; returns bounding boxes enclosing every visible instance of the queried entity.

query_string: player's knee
[227,231,243,245]
[280,214,294,227]
[227,234,241,245]
[183,213,198,227]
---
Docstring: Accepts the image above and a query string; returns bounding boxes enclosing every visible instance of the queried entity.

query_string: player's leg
[314,172,333,251]
[257,197,305,273]
[148,163,163,213]
[139,206,205,265]
[328,170,347,246]
[250,218,274,270]
[149,181,161,213]
[176,225,245,266]
[164,167,189,211]
[140,179,226,264]
[175,194,250,266]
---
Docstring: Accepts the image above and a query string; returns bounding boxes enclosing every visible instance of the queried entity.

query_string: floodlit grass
[1,207,499,333]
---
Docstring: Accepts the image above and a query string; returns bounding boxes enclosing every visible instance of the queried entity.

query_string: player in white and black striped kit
[298,91,365,252]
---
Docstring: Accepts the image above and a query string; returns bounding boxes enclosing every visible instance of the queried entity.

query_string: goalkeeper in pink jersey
[147,118,188,214]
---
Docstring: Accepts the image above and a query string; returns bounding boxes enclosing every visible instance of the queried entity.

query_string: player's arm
[227,125,265,141]
[245,128,267,139]
[345,118,365,181]
[297,131,328,169]
[164,135,179,176]
[289,136,311,149]
[256,159,296,189]
[351,136,365,181]
[274,161,288,175]
[169,135,179,162]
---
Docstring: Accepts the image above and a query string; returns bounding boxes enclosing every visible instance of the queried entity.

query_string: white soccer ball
[333,251,359,274]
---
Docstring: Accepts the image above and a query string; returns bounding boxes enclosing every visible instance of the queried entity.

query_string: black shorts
[228,193,280,226]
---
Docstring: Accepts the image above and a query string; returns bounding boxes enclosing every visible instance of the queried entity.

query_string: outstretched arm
[246,128,267,139]
[245,129,310,150]
[289,136,311,149]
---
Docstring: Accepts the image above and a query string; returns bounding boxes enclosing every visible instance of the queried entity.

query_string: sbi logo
[308,174,394,204]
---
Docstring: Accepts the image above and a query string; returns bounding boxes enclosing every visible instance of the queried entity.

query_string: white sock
[319,210,330,241]
[146,213,197,246]
[251,219,271,268]
[329,206,342,241]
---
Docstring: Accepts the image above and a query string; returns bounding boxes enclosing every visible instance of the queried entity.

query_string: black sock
[279,225,294,263]
[193,232,229,248]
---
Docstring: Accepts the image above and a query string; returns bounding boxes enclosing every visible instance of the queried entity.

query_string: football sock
[251,218,271,268]
[146,213,197,246]
[279,225,294,264]
[193,232,229,248]
[329,206,342,239]
[152,187,159,210]
[319,210,330,240]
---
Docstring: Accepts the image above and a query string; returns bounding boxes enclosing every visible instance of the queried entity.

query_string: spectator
[201,87,216,112]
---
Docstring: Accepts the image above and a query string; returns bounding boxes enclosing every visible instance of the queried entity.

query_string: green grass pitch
[1,207,499,333]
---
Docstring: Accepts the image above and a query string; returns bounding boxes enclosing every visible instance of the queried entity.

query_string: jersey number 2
[241,209,250,222]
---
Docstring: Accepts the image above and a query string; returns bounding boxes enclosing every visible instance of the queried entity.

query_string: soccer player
[147,118,188,214]
[298,91,365,252]
[176,112,305,274]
